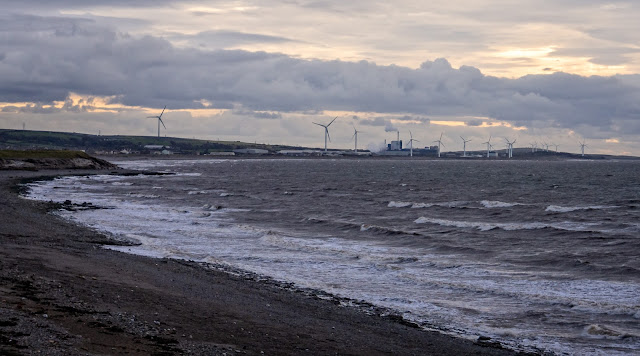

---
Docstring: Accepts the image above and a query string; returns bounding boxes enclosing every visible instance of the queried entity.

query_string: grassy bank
[0,149,93,159]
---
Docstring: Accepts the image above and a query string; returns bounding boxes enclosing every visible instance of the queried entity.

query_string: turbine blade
[159,105,166,118]
[312,122,325,127]
[159,118,166,129]
[327,116,338,126]
[147,116,157,118]
[326,129,331,142]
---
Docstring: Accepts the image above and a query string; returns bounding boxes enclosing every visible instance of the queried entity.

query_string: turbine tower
[483,135,493,158]
[553,143,559,153]
[147,105,167,138]
[460,136,471,157]
[434,132,445,158]
[407,130,420,157]
[352,126,362,152]
[542,141,549,152]
[579,140,587,157]
[530,142,537,153]
[504,138,516,158]
[313,116,338,153]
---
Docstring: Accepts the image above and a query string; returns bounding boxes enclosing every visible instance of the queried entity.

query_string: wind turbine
[552,143,559,153]
[407,130,420,157]
[313,116,338,153]
[434,132,445,158]
[542,141,550,152]
[147,105,167,138]
[505,138,516,158]
[352,126,362,152]
[530,142,537,153]
[460,136,471,157]
[579,140,587,157]
[483,135,494,158]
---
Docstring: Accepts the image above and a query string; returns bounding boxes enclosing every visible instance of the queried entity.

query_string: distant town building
[388,140,403,151]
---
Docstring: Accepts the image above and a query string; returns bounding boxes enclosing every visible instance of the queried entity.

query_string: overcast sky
[2,1,640,155]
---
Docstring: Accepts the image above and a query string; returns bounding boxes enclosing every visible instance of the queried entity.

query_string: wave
[414,217,547,231]
[388,201,413,208]
[126,193,159,198]
[414,217,603,233]
[410,202,434,208]
[545,205,620,213]
[187,190,209,195]
[480,200,522,208]
[582,324,639,340]
[306,217,421,236]
[388,201,468,209]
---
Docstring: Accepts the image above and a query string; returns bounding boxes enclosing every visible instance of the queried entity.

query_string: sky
[2,1,640,155]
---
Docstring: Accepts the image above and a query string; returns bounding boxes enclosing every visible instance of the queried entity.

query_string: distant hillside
[1,129,637,160]
[0,149,118,170]
[0,129,301,155]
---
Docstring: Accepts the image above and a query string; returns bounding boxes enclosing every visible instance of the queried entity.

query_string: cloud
[550,47,640,66]
[1,13,640,138]
[384,122,398,132]
[4,0,176,8]
[466,119,484,127]
[169,30,298,50]
[232,108,282,120]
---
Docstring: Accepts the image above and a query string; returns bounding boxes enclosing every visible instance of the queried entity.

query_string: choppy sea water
[25,159,640,355]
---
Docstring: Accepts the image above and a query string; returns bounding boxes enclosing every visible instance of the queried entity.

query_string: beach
[0,169,518,355]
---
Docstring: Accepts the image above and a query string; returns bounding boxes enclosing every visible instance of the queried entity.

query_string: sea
[25,158,640,355]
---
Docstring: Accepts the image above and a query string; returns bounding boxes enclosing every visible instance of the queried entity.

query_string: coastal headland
[0,158,523,354]
[2,128,637,160]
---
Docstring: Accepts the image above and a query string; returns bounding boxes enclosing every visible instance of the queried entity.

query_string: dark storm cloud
[2,14,640,133]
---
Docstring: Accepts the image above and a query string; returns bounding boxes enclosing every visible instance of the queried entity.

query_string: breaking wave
[545,205,620,213]
[480,200,522,208]
[414,217,603,232]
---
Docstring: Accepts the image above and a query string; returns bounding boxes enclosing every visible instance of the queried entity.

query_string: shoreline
[1,169,524,355]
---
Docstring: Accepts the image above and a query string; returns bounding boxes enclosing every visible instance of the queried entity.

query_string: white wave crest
[414,217,548,231]
[388,201,413,208]
[411,203,434,208]
[188,190,209,195]
[545,205,619,213]
[412,217,604,232]
[389,201,466,209]
[480,200,520,208]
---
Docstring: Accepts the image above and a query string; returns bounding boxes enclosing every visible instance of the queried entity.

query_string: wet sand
[0,169,523,355]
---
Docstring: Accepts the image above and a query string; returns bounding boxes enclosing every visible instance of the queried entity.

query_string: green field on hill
[0,149,93,159]
[0,129,298,154]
